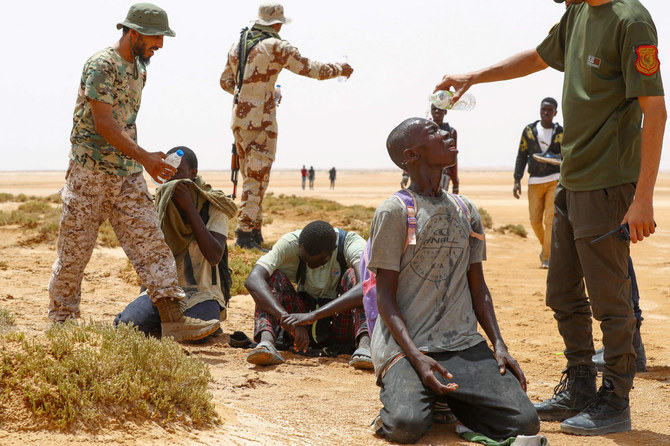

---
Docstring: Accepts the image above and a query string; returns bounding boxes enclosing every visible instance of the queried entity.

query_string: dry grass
[0,320,219,429]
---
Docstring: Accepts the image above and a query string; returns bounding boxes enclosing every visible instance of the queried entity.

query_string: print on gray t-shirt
[367,191,486,379]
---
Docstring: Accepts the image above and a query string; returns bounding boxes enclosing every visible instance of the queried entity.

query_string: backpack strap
[235,27,274,104]
[392,189,417,250]
[447,193,485,240]
[296,228,348,288]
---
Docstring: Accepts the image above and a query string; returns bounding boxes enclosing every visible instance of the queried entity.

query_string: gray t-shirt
[368,191,486,379]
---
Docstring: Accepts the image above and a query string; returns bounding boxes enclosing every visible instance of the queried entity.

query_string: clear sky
[1,0,669,172]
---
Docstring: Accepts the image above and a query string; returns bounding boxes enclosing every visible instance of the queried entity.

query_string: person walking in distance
[513,97,563,269]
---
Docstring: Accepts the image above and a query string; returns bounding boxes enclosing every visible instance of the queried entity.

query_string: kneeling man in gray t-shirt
[367,118,540,443]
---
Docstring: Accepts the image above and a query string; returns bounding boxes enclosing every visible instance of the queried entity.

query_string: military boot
[534,365,597,421]
[155,297,220,343]
[560,379,631,435]
[252,229,264,245]
[235,230,269,252]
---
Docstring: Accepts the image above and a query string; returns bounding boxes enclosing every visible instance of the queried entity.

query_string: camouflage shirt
[220,25,342,137]
[70,47,146,176]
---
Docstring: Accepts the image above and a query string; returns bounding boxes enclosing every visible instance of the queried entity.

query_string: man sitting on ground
[244,220,371,369]
[368,118,539,443]
[115,147,237,341]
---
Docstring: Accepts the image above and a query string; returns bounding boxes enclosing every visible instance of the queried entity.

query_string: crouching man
[115,147,237,342]
[244,220,372,369]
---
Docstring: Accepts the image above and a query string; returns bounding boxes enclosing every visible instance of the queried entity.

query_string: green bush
[0,321,218,428]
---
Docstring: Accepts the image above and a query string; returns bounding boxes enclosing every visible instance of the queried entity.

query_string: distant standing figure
[329,167,336,189]
[513,97,563,269]
[430,104,459,194]
[219,1,354,250]
[308,166,315,190]
[301,165,307,190]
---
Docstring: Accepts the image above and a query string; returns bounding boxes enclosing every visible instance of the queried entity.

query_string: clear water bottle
[153,149,183,185]
[338,55,348,82]
[274,84,281,106]
[428,90,476,111]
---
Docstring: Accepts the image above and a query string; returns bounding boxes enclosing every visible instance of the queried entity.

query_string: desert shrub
[0,309,15,330]
[495,224,528,238]
[477,207,493,229]
[228,245,263,296]
[97,221,120,248]
[0,320,218,428]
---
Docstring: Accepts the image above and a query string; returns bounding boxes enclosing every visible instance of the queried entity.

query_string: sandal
[349,347,374,370]
[246,341,285,366]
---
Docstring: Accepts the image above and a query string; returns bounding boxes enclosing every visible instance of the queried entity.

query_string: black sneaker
[560,379,631,435]
[534,365,597,421]
[533,152,562,166]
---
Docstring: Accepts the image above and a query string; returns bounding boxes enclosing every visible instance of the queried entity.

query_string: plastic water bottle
[274,84,281,106]
[428,90,476,111]
[338,55,348,82]
[153,149,183,185]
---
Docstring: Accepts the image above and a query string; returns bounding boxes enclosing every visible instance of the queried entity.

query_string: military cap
[116,3,176,37]
[253,1,291,26]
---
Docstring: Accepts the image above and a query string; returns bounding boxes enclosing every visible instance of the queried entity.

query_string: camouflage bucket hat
[116,3,176,37]
[253,1,291,26]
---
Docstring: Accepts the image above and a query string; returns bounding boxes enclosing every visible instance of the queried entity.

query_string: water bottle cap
[276,84,281,88]
[176,149,184,156]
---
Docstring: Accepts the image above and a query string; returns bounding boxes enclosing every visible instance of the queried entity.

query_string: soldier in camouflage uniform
[48,3,220,342]
[220,1,353,250]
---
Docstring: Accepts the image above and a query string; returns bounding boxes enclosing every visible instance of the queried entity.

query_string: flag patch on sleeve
[635,45,660,76]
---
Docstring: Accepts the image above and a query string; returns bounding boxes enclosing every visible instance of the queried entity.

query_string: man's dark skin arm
[281,262,363,330]
[376,268,458,394]
[90,99,177,182]
[171,182,225,265]
[245,264,310,352]
[467,262,527,391]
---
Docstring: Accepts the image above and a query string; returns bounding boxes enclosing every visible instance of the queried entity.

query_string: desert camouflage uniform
[220,24,342,232]
[48,47,184,322]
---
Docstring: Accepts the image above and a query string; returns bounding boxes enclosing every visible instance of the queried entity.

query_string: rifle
[230,142,240,199]
[590,221,657,244]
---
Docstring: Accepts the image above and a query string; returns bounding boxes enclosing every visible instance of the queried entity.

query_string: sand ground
[0,169,669,446]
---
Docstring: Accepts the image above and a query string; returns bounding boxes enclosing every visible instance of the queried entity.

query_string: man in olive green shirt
[435,0,665,436]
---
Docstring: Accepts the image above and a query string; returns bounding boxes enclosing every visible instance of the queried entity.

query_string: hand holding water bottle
[152,149,184,185]
[428,89,476,111]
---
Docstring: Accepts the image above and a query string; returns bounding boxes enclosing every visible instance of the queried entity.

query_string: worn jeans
[114,293,221,342]
[376,342,539,443]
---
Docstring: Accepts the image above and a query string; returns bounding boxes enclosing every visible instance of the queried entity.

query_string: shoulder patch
[634,45,660,76]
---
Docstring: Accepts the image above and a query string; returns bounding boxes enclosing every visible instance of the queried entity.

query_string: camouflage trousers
[48,161,185,322]
[233,128,277,232]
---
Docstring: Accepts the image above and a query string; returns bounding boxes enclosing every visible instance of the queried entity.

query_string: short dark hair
[167,146,198,170]
[541,97,558,109]
[299,220,336,256]
[386,117,426,168]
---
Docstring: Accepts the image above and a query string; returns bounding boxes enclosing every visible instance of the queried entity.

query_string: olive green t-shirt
[256,229,365,300]
[69,47,146,176]
[536,0,664,191]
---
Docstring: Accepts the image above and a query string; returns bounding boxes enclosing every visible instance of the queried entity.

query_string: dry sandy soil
[0,169,669,446]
